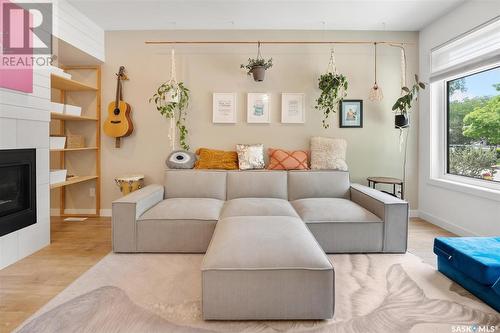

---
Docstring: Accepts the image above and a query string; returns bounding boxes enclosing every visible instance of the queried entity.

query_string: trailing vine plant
[392,74,426,116]
[149,81,190,150]
[315,49,348,128]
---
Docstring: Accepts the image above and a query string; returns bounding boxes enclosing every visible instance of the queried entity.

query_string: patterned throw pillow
[194,148,239,170]
[166,150,196,169]
[267,148,309,170]
[310,137,348,171]
[236,144,265,170]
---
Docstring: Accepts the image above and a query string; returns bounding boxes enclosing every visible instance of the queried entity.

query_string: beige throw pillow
[310,137,348,171]
[236,144,265,170]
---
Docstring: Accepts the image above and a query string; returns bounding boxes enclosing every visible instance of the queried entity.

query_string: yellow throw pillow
[194,148,239,170]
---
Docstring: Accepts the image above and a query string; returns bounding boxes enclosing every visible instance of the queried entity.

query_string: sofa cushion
[136,198,224,253]
[194,148,238,170]
[288,170,350,200]
[226,170,288,199]
[220,198,299,218]
[291,198,381,223]
[164,170,227,200]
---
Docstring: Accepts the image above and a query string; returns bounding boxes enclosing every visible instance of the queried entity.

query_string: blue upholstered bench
[433,237,500,312]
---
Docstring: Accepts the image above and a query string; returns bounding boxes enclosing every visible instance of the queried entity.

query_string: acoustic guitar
[104,66,133,148]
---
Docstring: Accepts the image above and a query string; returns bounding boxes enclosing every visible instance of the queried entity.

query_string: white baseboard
[409,209,419,218]
[50,209,112,217]
[418,211,478,236]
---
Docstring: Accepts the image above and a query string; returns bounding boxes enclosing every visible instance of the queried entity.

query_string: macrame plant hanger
[167,49,178,152]
[327,46,337,74]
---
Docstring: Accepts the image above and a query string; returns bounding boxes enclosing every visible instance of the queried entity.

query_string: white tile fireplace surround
[0,67,51,269]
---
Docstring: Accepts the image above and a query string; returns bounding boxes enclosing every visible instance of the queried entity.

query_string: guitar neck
[115,76,121,108]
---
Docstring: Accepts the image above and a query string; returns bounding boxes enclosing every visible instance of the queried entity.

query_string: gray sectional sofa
[112,169,409,320]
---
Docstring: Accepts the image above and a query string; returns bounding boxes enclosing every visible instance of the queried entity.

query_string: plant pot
[251,66,266,82]
[395,114,409,128]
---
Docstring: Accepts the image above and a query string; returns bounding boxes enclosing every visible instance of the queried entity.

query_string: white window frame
[428,62,500,201]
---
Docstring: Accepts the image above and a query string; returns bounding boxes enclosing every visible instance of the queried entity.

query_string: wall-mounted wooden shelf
[51,74,97,91]
[50,147,98,152]
[50,175,98,189]
[51,112,98,121]
[50,66,101,218]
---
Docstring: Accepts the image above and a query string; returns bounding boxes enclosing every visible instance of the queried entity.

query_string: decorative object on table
[115,175,145,196]
[339,100,363,128]
[166,150,196,169]
[212,93,237,123]
[150,49,190,150]
[247,93,271,123]
[236,144,265,170]
[240,41,273,82]
[267,148,309,170]
[315,47,348,129]
[392,74,426,129]
[281,93,305,123]
[367,176,404,199]
[66,134,85,149]
[104,66,133,148]
[194,148,238,170]
[368,42,384,102]
[310,136,348,171]
[433,237,500,312]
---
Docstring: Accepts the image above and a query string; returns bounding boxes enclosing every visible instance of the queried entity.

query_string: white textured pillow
[310,137,348,171]
[236,144,265,170]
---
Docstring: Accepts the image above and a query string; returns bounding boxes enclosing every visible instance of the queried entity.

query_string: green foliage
[463,96,500,145]
[392,75,426,116]
[449,146,497,178]
[448,78,466,95]
[240,58,273,75]
[448,97,489,145]
[493,83,500,92]
[315,72,348,129]
[149,82,190,150]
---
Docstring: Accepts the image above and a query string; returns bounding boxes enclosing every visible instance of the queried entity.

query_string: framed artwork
[339,100,363,128]
[281,93,305,123]
[213,93,237,123]
[247,93,271,123]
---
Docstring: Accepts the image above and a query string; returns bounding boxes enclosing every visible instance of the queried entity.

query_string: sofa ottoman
[434,237,500,312]
[201,216,334,320]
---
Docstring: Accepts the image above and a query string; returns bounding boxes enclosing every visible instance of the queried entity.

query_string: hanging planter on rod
[240,41,273,82]
[368,42,383,102]
[149,49,191,151]
[315,47,348,129]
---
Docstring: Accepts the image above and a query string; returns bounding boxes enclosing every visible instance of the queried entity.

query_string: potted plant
[392,74,426,128]
[241,57,273,82]
[315,72,348,129]
[149,81,190,150]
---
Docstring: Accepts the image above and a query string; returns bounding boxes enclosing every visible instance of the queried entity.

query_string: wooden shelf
[50,175,98,189]
[51,74,97,91]
[50,147,98,152]
[51,112,97,121]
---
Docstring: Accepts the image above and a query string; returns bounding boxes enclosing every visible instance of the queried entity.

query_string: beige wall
[86,30,419,211]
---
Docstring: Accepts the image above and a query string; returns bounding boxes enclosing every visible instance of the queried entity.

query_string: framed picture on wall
[339,100,363,128]
[247,93,271,123]
[213,93,237,123]
[281,93,305,123]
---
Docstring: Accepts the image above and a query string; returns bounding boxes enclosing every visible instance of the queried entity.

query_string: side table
[366,176,404,200]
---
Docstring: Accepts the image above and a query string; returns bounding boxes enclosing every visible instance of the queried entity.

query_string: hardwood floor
[0,217,111,333]
[0,216,453,333]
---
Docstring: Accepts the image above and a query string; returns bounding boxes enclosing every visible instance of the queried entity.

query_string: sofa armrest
[350,183,408,253]
[112,184,164,252]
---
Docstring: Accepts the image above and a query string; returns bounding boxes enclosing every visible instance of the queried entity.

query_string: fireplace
[0,149,37,237]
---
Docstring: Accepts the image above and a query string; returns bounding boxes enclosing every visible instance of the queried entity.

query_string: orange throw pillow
[267,148,309,170]
[195,148,239,170]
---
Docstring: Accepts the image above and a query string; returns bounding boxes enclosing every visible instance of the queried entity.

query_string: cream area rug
[15,253,499,333]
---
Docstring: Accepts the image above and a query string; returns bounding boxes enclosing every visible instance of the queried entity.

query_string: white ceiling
[68,0,466,31]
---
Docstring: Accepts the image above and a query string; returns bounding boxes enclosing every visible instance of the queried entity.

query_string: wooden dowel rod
[145,40,413,46]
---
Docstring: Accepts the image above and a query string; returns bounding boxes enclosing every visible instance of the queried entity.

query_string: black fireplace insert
[0,149,37,237]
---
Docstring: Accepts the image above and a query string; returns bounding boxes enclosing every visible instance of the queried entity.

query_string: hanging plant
[315,49,348,128]
[240,42,273,82]
[392,74,425,128]
[150,81,190,149]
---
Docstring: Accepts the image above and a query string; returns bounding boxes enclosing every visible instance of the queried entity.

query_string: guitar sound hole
[113,108,120,115]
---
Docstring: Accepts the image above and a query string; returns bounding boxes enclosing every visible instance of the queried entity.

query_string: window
[446,66,500,183]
